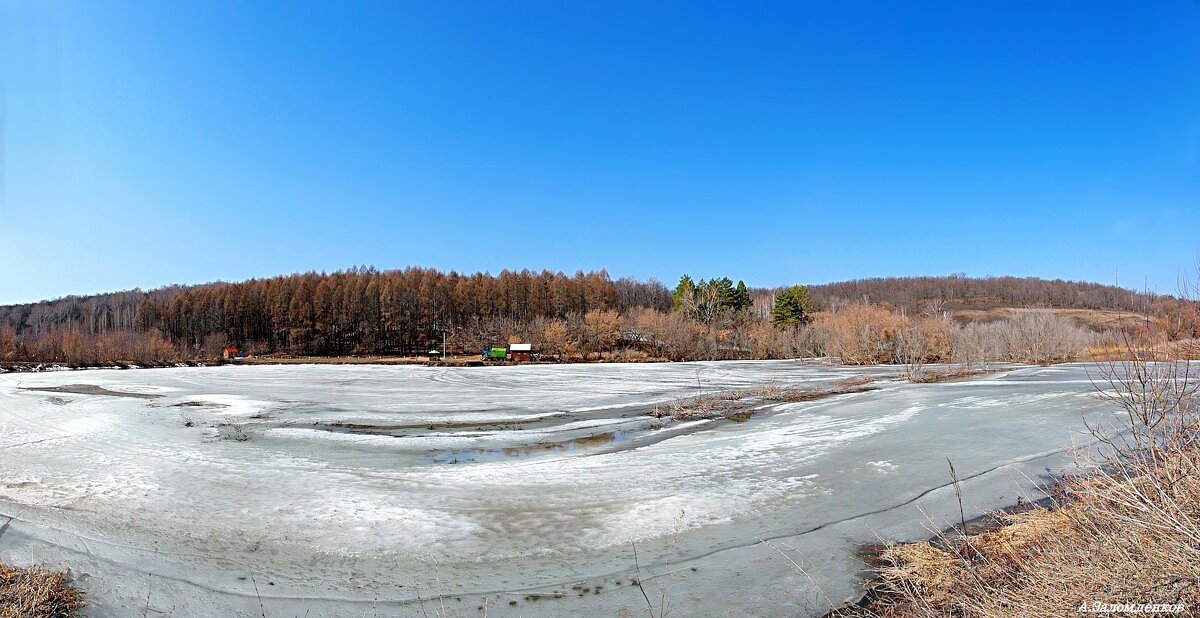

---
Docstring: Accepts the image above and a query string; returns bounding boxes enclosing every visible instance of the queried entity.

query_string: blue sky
[2,1,1198,304]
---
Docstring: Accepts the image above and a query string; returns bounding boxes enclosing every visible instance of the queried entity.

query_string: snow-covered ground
[0,361,1121,616]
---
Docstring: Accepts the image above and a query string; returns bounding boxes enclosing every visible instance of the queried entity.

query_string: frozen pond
[0,361,1121,616]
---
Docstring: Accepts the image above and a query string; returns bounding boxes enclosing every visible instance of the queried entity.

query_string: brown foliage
[542,319,570,358]
[581,309,622,359]
[815,304,908,364]
[811,305,1092,367]
[0,268,671,360]
[0,327,182,367]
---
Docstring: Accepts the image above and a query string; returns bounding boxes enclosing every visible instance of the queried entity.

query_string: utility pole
[443,331,447,360]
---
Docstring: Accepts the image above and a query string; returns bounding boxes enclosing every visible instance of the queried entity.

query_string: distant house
[509,343,533,362]
[222,346,240,360]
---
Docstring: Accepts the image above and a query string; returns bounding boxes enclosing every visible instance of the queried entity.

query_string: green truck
[482,347,507,361]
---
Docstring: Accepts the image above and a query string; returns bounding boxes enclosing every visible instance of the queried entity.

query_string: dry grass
[908,368,1006,384]
[1079,343,1130,362]
[836,375,884,389]
[649,391,749,420]
[750,383,877,402]
[1083,339,1200,364]
[844,450,1200,617]
[838,343,1200,618]
[946,305,1143,332]
[0,563,83,618]
[650,382,877,421]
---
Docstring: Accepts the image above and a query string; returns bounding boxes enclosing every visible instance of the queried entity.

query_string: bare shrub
[814,306,1092,369]
[894,324,930,380]
[216,420,252,442]
[1,327,184,367]
[748,322,814,359]
[0,326,16,361]
[1003,310,1094,363]
[582,309,622,360]
[814,305,956,369]
[815,304,907,364]
[949,322,998,370]
[542,319,570,359]
[637,310,708,361]
[949,311,1093,366]
[1092,334,1199,465]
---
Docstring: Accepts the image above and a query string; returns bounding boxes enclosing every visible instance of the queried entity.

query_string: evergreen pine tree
[771,285,812,328]
[713,277,737,310]
[733,280,752,312]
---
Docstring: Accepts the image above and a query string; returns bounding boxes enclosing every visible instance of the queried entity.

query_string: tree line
[805,274,1170,313]
[1,268,1191,367]
[0,268,672,361]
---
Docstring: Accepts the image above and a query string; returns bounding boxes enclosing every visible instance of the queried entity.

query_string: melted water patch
[426,429,644,464]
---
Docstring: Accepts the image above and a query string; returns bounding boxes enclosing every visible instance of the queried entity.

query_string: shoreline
[827,492,1062,616]
[1,354,1061,373]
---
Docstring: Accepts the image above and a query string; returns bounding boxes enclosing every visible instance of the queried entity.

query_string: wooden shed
[509,343,533,361]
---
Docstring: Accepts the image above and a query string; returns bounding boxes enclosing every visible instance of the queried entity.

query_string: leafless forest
[0,268,1195,367]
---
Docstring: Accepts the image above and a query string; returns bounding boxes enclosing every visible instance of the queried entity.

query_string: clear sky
[2,1,1198,305]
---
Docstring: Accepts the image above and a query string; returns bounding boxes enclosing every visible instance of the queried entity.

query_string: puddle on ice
[425,428,644,464]
[21,384,162,399]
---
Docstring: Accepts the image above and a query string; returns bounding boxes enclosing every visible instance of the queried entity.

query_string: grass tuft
[0,563,84,618]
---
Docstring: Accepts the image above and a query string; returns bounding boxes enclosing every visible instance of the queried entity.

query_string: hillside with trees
[0,268,670,361]
[804,274,1165,312]
[0,269,1194,367]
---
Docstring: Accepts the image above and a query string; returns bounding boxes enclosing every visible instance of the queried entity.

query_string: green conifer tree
[771,285,812,328]
[733,280,752,312]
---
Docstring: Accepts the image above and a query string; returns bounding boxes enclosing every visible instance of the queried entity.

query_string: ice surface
[0,361,1123,616]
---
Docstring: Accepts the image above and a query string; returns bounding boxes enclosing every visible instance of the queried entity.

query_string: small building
[222,346,240,360]
[509,343,533,362]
